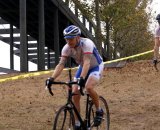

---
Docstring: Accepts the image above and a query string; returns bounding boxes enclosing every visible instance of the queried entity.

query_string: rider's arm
[80,54,92,78]
[154,37,160,59]
[51,57,67,79]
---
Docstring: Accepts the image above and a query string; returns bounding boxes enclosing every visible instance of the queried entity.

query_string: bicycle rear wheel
[53,106,75,130]
[89,96,110,130]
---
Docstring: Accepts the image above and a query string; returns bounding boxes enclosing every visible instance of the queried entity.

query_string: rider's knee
[85,85,94,93]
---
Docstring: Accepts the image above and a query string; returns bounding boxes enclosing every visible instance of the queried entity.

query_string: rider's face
[65,36,79,48]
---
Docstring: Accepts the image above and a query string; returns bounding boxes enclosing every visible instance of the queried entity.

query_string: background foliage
[71,0,154,60]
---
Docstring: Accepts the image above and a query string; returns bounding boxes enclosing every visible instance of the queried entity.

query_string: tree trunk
[105,20,110,60]
[95,0,102,55]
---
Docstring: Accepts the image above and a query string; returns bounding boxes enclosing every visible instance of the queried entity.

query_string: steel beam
[0,28,19,34]
[53,8,60,67]
[10,24,14,70]
[14,48,54,54]
[28,53,55,59]
[14,43,37,48]
[20,0,28,72]
[38,0,45,70]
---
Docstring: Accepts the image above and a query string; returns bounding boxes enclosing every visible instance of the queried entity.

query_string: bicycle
[46,69,110,130]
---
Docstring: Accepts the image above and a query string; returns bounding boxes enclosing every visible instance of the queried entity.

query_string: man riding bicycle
[46,25,104,130]
[153,14,160,64]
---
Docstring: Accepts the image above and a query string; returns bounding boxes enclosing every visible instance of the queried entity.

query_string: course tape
[104,50,153,64]
[0,70,51,83]
[0,50,153,83]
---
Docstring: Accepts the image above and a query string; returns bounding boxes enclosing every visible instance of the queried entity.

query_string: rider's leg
[85,76,104,126]
[85,63,104,126]
[85,76,100,110]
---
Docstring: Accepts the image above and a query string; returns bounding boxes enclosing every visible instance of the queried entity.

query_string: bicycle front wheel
[53,106,75,130]
[89,96,110,130]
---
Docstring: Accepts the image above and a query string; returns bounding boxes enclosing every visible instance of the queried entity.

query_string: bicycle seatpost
[69,68,72,81]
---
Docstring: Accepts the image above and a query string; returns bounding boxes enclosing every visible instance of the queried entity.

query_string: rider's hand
[153,59,158,65]
[45,77,54,87]
[45,77,54,96]
[78,77,85,88]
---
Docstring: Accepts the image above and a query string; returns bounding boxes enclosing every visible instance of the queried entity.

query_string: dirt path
[0,60,160,130]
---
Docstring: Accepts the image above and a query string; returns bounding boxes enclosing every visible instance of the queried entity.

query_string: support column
[65,21,72,68]
[20,0,28,72]
[10,24,14,70]
[82,15,86,26]
[89,22,92,34]
[47,47,51,69]
[38,0,45,70]
[66,0,69,6]
[53,8,59,67]
[75,6,78,17]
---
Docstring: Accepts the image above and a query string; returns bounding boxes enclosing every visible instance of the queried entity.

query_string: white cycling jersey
[61,37,103,69]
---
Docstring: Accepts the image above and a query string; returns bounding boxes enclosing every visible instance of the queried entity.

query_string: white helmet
[63,25,81,39]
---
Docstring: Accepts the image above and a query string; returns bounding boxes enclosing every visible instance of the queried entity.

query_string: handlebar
[46,81,85,96]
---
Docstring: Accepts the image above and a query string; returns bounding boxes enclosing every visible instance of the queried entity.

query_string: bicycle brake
[45,85,54,96]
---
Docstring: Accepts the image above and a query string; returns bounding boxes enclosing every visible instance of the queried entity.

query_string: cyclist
[153,13,160,64]
[46,25,104,129]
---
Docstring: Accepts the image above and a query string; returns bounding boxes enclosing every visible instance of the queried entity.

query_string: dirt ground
[0,60,160,130]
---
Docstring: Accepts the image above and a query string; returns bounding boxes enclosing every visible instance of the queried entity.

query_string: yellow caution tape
[0,50,153,83]
[104,50,153,64]
[0,70,51,83]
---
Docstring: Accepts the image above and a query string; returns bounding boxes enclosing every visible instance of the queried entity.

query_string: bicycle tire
[53,105,75,130]
[89,96,110,130]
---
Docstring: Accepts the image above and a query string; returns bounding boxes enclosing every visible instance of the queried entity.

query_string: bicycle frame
[47,68,110,130]
[65,82,92,129]
[48,68,93,129]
